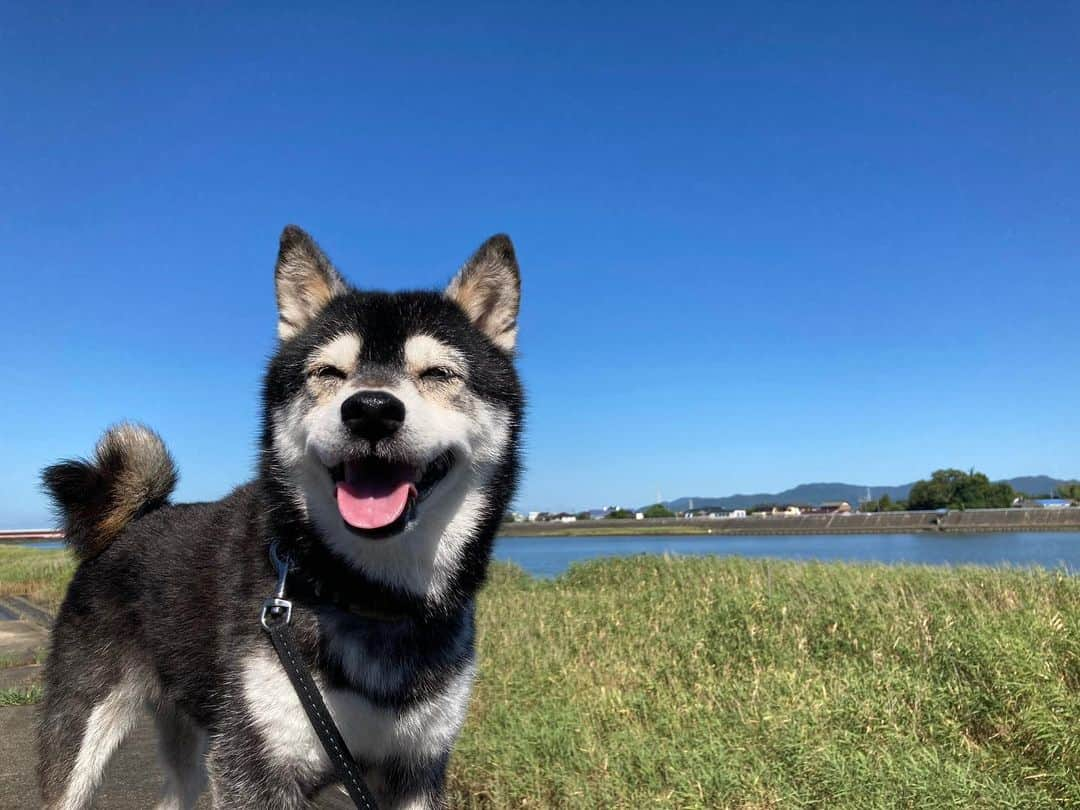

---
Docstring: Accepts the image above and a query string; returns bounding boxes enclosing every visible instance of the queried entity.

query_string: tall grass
[0,546,75,610]
[2,548,1076,807]
[449,557,1079,808]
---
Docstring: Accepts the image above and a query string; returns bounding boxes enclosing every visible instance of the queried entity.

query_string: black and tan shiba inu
[38,226,524,809]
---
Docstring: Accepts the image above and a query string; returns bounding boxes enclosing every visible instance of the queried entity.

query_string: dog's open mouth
[329,451,454,538]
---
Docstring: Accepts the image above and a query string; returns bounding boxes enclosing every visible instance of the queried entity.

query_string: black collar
[263,529,442,626]
[286,568,417,624]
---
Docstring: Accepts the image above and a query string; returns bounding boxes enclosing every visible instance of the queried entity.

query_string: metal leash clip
[261,541,293,630]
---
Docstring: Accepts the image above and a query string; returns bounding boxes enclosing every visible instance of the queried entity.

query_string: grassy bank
[501,522,715,536]
[2,548,1077,807]
[0,546,75,611]
[498,508,1080,537]
[453,558,1079,808]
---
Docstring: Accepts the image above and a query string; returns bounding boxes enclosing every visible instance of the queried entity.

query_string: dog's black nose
[341,390,405,442]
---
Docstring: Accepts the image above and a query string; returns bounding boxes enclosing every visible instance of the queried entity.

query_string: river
[14,532,1079,579]
[493,532,1080,578]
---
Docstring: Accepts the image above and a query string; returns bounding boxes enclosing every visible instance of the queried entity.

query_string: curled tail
[41,423,178,560]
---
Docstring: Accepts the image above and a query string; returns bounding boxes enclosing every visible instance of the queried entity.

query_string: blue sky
[2,2,1078,526]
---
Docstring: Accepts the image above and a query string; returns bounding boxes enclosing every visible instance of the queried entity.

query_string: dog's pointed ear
[446,234,521,353]
[275,225,348,340]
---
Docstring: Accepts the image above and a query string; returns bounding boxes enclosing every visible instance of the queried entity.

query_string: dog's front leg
[206,715,311,810]
[364,755,450,810]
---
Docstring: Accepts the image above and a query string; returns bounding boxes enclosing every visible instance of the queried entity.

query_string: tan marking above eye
[306,333,362,378]
[404,335,466,381]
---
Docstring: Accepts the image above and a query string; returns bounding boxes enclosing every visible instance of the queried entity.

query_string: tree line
[864,469,1079,512]
[509,473,1079,523]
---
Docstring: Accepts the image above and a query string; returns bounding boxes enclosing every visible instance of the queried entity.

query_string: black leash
[261,542,379,810]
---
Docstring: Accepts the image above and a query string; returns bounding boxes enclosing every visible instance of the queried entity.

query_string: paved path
[0,618,47,664]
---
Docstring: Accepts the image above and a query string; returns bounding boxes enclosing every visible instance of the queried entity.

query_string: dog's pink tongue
[336,480,415,530]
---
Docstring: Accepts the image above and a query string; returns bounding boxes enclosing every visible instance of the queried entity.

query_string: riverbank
[6,509,1077,548]
[493,531,1080,577]
[501,507,1080,536]
[1,547,1077,807]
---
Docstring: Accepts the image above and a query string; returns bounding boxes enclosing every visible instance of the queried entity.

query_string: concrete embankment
[4,510,1078,545]
[501,508,1080,536]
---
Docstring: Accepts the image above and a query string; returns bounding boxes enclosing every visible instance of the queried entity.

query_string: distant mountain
[648,476,1075,512]
[1005,476,1071,498]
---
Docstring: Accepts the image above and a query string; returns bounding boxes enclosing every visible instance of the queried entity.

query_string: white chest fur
[240,648,476,777]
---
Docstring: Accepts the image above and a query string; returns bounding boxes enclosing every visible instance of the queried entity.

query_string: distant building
[1033,499,1072,509]
[772,505,801,516]
[1013,498,1072,509]
[528,511,541,522]
[634,512,645,520]
[728,509,747,519]
[820,501,853,514]
[702,509,736,518]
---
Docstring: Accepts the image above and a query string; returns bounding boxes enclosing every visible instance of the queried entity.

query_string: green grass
[2,547,1077,807]
[0,650,44,669]
[0,684,43,706]
[448,557,1079,809]
[0,546,76,611]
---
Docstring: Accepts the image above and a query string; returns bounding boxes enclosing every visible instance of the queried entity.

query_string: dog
[37,226,524,809]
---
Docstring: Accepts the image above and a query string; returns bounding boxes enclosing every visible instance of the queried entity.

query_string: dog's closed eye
[419,367,459,382]
[310,365,348,381]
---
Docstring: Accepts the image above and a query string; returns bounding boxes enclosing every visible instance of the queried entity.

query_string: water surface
[494,532,1080,578]
[15,533,1079,579]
